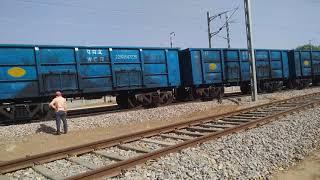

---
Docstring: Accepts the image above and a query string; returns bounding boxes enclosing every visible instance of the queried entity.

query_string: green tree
[296,44,320,50]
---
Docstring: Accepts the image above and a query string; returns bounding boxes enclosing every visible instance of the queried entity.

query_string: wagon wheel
[302,81,309,88]
[217,87,224,103]
[116,94,139,109]
[176,87,189,102]
[258,83,265,93]
[150,93,161,108]
[159,92,173,106]
[296,80,304,90]
[240,84,251,94]
[128,95,140,108]
[201,88,213,101]
[44,109,55,121]
[265,83,274,93]
[116,95,128,109]
[276,82,283,91]
[190,87,200,101]
[286,80,294,89]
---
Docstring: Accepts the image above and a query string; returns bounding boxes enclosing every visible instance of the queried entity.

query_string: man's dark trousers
[55,111,67,134]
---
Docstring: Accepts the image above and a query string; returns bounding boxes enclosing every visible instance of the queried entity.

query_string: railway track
[1,92,243,125]
[55,86,320,119]
[1,92,320,180]
[67,91,243,118]
[69,92,242,117]
[65,87,320,120]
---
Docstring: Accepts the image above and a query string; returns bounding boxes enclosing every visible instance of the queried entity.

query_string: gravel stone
[126,141,162,151]
[112,107,320,179]
[77,153,115,167]
[102,147,143,159]
[43,159,88,177]
[2,88,320,179]
[2,87,320,141]
[148,136,184,144]
[6,168,47,180]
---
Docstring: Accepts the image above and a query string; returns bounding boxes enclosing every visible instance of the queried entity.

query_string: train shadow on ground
[0,117,54,126]
[36,124,57,135]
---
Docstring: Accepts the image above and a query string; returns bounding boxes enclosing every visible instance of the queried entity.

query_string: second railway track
[68,92,243,118]
[1,92,320,179]
[2,91,243,125]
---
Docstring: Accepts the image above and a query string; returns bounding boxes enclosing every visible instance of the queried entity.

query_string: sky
[0,0,319,49]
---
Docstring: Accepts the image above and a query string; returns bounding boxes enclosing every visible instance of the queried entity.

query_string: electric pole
[170,32,175,48]
[207,7,238,48]
[309,40,313,51]
[225,13,231,48]
[207,12,212,48]
[244,0,258,101]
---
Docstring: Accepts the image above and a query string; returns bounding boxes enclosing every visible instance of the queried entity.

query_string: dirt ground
[272,148,320,180]
[0,104,241,162]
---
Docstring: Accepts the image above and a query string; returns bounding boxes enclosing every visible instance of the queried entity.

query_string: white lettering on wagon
[86,49,104,63]
[115,54,138,60]
[87,56,104,63]
[86,49,103,55]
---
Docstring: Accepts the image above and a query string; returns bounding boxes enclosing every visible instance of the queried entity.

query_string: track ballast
[1,92,320,179]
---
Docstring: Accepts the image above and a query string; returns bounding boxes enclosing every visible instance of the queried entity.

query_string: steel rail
[68,100,320,179]
[1,92,319,178]
[66,92,243,119]
[2,92,243,125]
[0,92,317,172]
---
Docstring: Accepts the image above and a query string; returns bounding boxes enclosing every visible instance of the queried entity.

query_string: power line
[206,7,239,48]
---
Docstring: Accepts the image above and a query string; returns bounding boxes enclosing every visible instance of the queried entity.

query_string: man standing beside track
[49,91,68,135]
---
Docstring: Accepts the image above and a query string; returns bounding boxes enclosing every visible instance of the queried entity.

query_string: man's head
[56,91,62,97]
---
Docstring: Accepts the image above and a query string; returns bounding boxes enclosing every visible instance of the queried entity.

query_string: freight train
[0,44,319,121]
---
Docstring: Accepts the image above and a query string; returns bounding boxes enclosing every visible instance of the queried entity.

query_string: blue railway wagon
[0,47,39,101]
[177,48,225,100]
[178,48,289,100]
[0,44,181,120]
[78,46,181,108]
[233,49,290,93]
[288,50,320,88]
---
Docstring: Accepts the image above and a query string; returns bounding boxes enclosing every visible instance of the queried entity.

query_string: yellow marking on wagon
[7,67,26,78]
[209,63,217,70]
[304,60,310,66]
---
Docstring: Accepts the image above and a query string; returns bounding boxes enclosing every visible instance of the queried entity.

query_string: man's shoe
[56,131,61,135]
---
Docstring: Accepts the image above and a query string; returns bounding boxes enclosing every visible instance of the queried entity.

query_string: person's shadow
[36,124,56,135]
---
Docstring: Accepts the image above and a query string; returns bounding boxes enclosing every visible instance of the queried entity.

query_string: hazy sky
[0,0,319,49]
